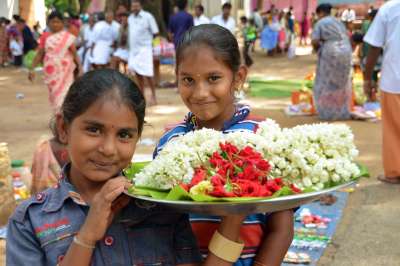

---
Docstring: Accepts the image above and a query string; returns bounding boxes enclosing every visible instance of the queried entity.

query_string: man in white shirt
[194,4,210,26]
[211,2,235,34]
[341,8,356,22]
[363,0,400,184]
[128,0,159,105]
[90,11,118,68]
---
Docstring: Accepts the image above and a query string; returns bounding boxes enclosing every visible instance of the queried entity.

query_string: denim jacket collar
[43,163,88,213]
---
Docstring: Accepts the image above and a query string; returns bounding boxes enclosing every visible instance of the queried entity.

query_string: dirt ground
[0,49,399,265]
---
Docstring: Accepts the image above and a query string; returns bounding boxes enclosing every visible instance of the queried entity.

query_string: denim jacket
[6,165,202,266]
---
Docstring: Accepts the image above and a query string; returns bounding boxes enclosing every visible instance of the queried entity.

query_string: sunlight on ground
[150,105,182,114]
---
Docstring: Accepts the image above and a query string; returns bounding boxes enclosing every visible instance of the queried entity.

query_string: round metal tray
[126,182,355,215]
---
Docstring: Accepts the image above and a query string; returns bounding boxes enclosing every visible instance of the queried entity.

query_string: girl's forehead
[178,46,229,72]
[78,95,137,124]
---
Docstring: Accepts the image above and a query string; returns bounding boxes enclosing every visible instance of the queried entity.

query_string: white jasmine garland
[133,120,360,191]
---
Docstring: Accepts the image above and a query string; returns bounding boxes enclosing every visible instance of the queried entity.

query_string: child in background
[7,69,246,266]
[240,16,257,67]
[155,24,294,266]
[9,33,23,66]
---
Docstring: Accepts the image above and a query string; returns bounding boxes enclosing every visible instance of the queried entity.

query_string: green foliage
[45,0,80,16]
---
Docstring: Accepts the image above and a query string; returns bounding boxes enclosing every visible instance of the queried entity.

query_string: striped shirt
[154,105,269,266]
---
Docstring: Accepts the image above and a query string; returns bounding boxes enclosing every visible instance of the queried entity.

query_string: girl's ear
[56,114,69,145]
[234,65,248,91]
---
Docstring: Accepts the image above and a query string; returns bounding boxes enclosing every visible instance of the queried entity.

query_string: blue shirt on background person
[168,10,194,48]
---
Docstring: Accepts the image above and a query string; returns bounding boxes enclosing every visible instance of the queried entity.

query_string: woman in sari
[311,4,352,120]
[29,11,81,113]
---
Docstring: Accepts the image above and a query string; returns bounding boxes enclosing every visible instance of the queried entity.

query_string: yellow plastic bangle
[208,230,244,262]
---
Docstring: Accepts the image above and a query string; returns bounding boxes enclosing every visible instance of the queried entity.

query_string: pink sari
[42,30,76,113]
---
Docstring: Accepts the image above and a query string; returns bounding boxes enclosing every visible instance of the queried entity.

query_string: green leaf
[165,185,192,201]
[355,163,370,178]
[272,186,294,197]
[123,161,150,180]
[128,186,169,199]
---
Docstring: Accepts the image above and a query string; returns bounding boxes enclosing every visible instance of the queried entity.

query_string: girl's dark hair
[316,4,332,15]
[48,11,64,21]
[176,24,241,73]
[53,69,146,140]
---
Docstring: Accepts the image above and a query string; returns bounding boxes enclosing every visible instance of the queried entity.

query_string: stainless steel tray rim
[126,181,354,206]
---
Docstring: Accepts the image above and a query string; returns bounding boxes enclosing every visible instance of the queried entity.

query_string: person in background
[251,8,263,32]
[0,17,9,66]
[78,13,96,73]
[363,1,400,184]
[260,14,279,56]
[32,21,41,41]
[277,11,286,53]
[358,9,380,85]
[240,16,256,67]
[111,12,129,73]
[168,0,193,49]
[341,7,356,23]
[9,33,23,66]
[29,11,81,114]
[341,7,356,33]
[68,15,81,37]
[368,5,374,15]
[194,4,210,26]
[109,11,121,44]
[211,2,236,34]
[300,12,310,46]
[16,18,37,54]
[311,4,352,120]
[128,0,159,106]
[115,3,128,24]
[90,11,118,69]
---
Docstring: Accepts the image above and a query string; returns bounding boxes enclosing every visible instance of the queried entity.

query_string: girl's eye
[86,126,100,135]
[118,130,133,141]
[208,75,221,83]
[182,77,194,85]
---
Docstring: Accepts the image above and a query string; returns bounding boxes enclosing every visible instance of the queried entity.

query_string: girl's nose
[192,81,210,100]
[98,134,117,157]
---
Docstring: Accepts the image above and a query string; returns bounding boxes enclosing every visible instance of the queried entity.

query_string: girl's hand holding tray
[124,121,369,215]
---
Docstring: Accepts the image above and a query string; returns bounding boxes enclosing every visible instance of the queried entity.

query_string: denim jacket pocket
[41,232,74,265]
[127,225,176,266]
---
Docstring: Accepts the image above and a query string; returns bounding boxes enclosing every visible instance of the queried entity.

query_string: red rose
[220,142,239,157]
[290,184,302,193]
[256,160,271,172]
[266,180,281,192]
[190,168,207,187]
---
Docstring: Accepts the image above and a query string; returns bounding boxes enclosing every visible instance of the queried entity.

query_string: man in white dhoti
[90,11,119,68]
[128,0,159,105]
[78,14,96,73]
[111,12,129,73]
